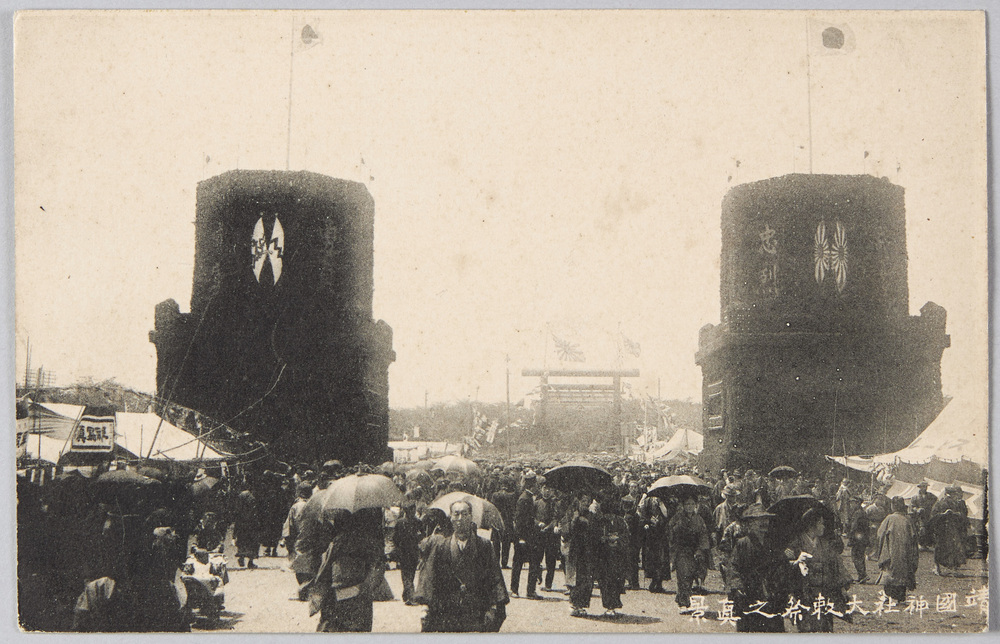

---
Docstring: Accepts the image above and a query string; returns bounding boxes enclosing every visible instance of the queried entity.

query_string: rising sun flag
[552,334,585,362]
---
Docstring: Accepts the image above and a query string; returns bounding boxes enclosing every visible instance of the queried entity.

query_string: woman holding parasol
[780,506,852,632]
[307,473,403,632]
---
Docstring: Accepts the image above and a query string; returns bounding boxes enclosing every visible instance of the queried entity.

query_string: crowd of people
[15,453,979,633]
[377,458,975,632]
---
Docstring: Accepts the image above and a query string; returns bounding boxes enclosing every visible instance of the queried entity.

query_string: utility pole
[657,377,662,435]
[23,337,30,390]
[506,354,512,458]
[285,15,295,171]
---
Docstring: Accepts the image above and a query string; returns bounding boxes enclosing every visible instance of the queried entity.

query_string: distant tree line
[389,397,702,450]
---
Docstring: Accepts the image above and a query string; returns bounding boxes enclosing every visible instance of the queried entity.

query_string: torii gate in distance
[522,368,640,453]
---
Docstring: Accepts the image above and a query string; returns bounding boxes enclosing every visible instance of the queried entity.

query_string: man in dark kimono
[846,496,871,583]
[394,501,423,605]
[537,484,561,591]
[233,488,260,569]
[595,496,629,616]
[638,492,672,593]
[669,496,710,612]
[910,482,938,549]
[728,503,784,632]
[930,485,969,576]
[621,493,644,590]
[489,478,516,568]
[510,471,543,598]
[416,499,509,632]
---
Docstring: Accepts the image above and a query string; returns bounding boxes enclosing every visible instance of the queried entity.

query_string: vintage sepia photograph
[13,9,989,634]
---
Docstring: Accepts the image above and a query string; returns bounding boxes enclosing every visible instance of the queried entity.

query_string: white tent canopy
[19,408,229,463]
[23,435,71,464]
[827,398,987,472]
[114,412,229,461]
[647,427,704,462]
[389,440,463,463]
[18,402,84,441]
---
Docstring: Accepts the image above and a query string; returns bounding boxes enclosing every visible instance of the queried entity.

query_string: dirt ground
[201,545,988,634]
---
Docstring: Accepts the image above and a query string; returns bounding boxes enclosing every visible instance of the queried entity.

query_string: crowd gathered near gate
[16,453,981,633]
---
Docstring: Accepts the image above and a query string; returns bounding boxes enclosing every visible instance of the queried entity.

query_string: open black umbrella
[97,469,161,486]
[94,468,163,506]
[647,474,711,500]
[543,461,612,492]
[768,466,798,480]
[766,495,837,548]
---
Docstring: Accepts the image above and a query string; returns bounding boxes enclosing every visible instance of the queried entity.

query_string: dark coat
[394,513,424,569]
[415,533,509,632]
[931,495,968,568]
[514,489,539,542]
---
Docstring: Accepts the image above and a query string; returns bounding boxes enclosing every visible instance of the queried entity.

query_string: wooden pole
[285,15,295,171]
[805,17,814,174]
[506,354,512,459]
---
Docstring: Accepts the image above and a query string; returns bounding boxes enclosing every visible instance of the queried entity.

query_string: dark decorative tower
[696,174,949,471]
[150,170,395,466]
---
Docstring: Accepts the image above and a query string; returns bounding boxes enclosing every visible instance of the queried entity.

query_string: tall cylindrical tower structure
[697,174,948,471]
[150,171,394,466]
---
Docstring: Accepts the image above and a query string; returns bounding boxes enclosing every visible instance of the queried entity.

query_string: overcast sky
[14,10,987,411]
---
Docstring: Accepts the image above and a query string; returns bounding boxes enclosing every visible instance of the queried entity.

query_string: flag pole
[286,16,296,171]
[805,17,814,174]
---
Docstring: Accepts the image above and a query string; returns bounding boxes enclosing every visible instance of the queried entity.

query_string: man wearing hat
[714,485,741,543]
[510,470,543,599]
[930,484,968,575]
[314,460,343,494]
[728,503,784,632]
[875,497,918,601]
